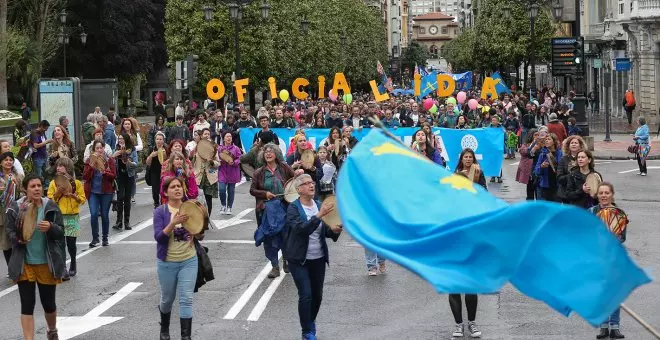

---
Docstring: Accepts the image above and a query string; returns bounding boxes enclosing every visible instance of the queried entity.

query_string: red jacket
[83,156,117,197]
[547,121,567,145]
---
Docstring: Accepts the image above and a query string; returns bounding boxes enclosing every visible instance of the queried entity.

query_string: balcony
[631,0,660,19]
[584,23,605,41]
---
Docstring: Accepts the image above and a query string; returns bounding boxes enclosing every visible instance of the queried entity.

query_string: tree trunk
[30,0,54,109]
[0,0,8,109]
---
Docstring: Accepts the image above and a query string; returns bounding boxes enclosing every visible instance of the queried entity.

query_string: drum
[219,150,234,163]
[54,174,73,195]
[197,139,216,161]
[89,153,106,171]
[301,149,315,169]
[596,207,629,236]
[241,163,255,178]
[585,172,602,197]
[18,203,38,243]
[179,200,209,235]
[283,178,299,203]
[320,195,341,227]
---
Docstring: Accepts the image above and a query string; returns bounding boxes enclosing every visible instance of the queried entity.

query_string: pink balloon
[457,91,467,104]
[423,98,434,110]
[329,90,338,101]
[468,98,479,110]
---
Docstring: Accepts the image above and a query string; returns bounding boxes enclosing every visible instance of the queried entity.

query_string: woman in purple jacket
[153,176,199,340]
[217,131,242,215]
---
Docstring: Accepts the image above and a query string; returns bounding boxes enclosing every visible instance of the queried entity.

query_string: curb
[594,154,660,161]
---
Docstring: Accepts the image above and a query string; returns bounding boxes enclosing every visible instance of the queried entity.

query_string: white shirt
[193,121,210,135]
[301,202,324,260]
[175,106,185,117]
[83,141,113,162]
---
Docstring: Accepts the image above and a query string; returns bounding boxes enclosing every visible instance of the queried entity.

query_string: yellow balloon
[279,89,290,102]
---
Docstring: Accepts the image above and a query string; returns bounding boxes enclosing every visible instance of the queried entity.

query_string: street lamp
[502,6,511,19]
[552,0,563,20]
[58,11,87,77]
[301,16,310,34]
[203,1,270,80]
[529,2,539,98]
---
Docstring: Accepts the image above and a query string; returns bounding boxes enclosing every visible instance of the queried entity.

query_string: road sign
[615,58,632,71]
[535,64,548,73]
[593,58,602,69]
[58,282,142,339]
[551,37,584,76]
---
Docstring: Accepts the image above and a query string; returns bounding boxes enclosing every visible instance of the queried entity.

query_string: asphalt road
[0,159,659,340]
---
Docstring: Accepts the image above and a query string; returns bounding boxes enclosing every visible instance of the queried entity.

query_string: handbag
[627,144,639,154]
[145,164,152,186]
[194,239,214,292]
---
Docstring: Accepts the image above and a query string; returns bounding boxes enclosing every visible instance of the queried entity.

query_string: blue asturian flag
[418,71,438,98]
[336,130,651,326]
[491,71,511,95]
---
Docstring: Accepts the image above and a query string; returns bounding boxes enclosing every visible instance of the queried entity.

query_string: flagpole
[368,116,406,148]
[620,303,660,339]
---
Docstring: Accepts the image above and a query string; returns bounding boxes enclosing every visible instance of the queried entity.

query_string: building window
[441,27,448,34]
[419,26,426,34]
[618,0,624,14]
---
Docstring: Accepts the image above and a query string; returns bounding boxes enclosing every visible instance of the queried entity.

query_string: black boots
[596,328,609,339]
[159,307,171,340]
[68,259,77,277]
[124,203,132,230]
[180,318,192,340]
[610,329,625,339]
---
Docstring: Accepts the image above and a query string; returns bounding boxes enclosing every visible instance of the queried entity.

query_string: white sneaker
[641,172,647,176]
[452,323,464,337]
[220,206,226,215]
[468,322,482,338]
[226,207,232,215]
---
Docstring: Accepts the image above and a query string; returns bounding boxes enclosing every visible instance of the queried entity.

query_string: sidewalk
[591,133,660,160]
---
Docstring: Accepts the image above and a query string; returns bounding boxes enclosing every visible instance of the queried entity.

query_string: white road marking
[618,166,660,174]
[509,161,520,166]
[0,219,153,300]
[247,270,286,321]
[212,208,254,230]
[594,161,613,165]
[86,282,143,317]
[224,252,282,320]
[78,239,254,245]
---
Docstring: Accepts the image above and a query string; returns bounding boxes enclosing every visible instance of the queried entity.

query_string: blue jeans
[32,158,47,178]
[288,258,326,334]
[364,248,385,270]
[600,307,621,329]
[218,182,236,208]
[88,193,113,240]
[157,256,198,318]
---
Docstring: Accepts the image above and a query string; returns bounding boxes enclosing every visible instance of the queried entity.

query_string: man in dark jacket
[166,115,190,142]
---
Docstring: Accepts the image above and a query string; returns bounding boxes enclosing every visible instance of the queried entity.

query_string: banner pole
[620,303,660,339]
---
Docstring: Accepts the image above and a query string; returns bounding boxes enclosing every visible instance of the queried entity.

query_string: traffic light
[573,37,584,73]
[187,54,199,86]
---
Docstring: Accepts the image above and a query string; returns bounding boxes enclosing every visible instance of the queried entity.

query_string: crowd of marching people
[0,84,649,339]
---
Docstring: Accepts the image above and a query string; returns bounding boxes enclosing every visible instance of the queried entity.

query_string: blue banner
[239,127,504,176]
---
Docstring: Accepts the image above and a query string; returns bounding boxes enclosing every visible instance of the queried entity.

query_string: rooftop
[414,12,455,21]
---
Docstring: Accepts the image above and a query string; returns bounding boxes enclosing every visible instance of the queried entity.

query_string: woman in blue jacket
[284,174,342,340]
[633,116,650,176]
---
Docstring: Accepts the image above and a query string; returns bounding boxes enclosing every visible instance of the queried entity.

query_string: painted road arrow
[57,282,142,339]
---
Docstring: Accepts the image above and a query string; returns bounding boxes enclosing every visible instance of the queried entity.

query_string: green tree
[165,0,388,96]
[401,41,429,75]
[445,0,557,74]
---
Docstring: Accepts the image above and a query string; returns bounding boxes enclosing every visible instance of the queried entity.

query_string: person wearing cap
[0,139,24,177]
[284,174,342,340]
[0,151,22,267]
[167,115,190,143]
[29,120,53,178]
[546,113,567,145]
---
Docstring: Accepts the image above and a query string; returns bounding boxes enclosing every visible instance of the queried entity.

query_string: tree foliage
[165,0,388,93]
[444,0,557,73]
[47,0,167,79]
[401,41,429,74]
